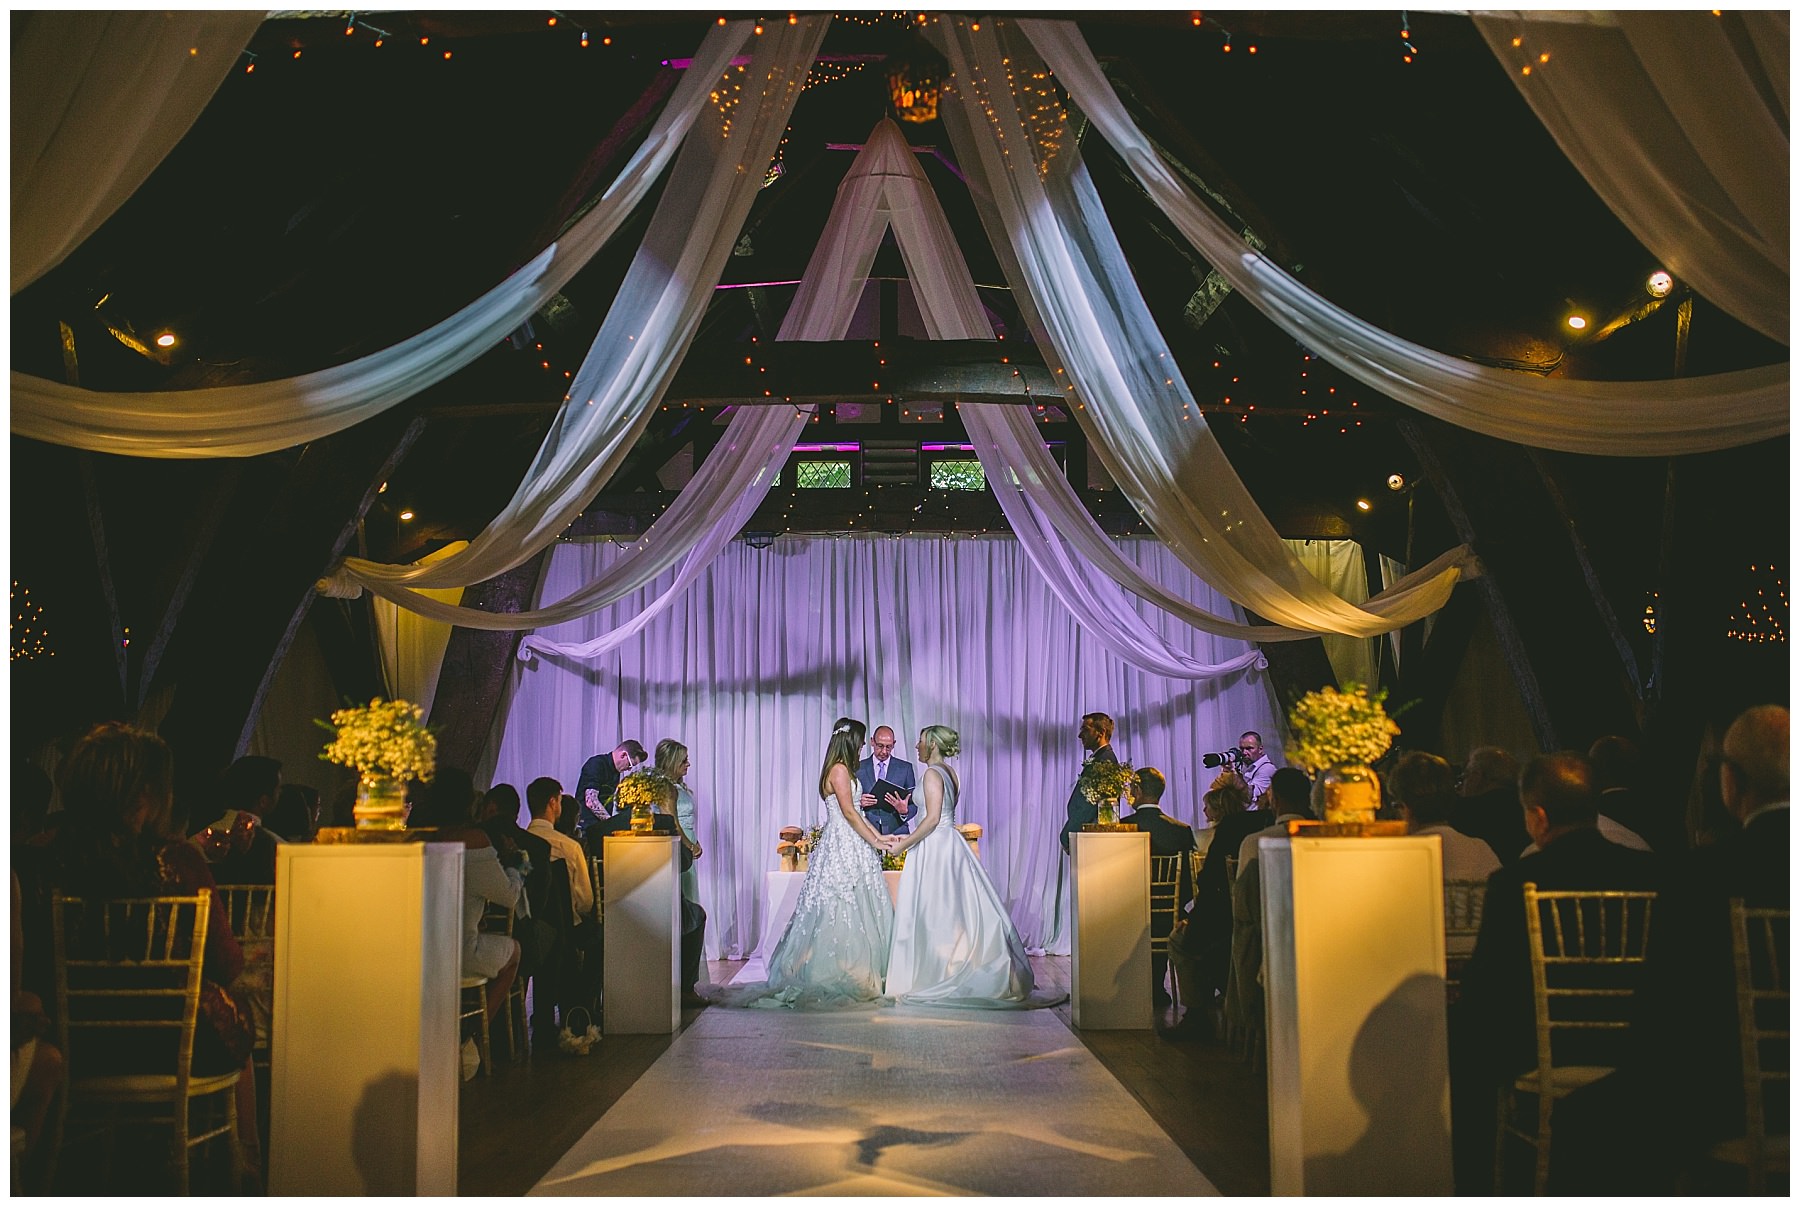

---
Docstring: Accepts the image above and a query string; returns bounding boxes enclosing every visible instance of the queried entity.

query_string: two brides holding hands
[744,716,1044,1010]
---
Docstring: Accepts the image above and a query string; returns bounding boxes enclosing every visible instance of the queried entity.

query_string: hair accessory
[832,723,852,735]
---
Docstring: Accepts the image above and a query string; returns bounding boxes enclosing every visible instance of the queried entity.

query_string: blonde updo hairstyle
[919,725,960,759]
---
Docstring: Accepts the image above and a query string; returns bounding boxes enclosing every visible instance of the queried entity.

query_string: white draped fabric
[1013,18,1788,456]
[936,22,1473,639]
[1474,11,1788,345]
[332,19,827,608]
[1283,539,1378,689]
[485,533,1281,958]
[370,543,468,720]
[12,11,262,295]
[10,20,760,457]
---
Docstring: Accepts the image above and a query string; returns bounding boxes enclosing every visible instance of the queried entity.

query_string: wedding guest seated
[1446,751,1661,1193]
[1589,734,1670,853]
[1173,775,1271,1014]
[13,761,54,846]
[197,756,283,885]
[1221,767,1315,1044]
[1390,752,1501,882]
[1125,767,1195,1006]
[525,778,598,1039]
[265,783,320,843]
[22,723,262,1184]
[409,769,522,1022]
[1451,746,1530,866]
[1549,704,1789,1193]
[12,871,64,1192]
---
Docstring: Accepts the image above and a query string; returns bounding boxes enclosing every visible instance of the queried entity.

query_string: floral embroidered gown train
[749,781,893,1008]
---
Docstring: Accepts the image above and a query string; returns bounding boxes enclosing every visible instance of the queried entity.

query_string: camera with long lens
[1201,748,1245,770]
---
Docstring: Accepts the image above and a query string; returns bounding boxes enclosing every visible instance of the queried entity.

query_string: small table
[602,835,681,1033]
[1069,830,1153,1030]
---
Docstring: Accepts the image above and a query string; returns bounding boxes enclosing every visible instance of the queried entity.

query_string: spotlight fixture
[1645,270,1674,298]
[1565,314,1588,331]
[1386,473,1406,492]
[154,332,177,348]
[1355,498,1372,512]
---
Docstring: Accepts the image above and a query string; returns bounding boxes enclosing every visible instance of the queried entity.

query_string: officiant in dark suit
[1060,712,1117,852]
[857,725,917,835]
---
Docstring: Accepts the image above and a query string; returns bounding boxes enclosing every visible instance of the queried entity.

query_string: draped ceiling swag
[11,14,1788,655]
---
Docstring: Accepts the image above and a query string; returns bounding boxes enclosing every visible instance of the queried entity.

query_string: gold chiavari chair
[1149,854,1186,1010]
[216,885,276,1058]
[48,892,243,1195]
[1497,884,1656,1195]
[478,903,529,1060]
[459,976,492,1078]
[1442,877,1488,999]
[1704,901,1789,1194]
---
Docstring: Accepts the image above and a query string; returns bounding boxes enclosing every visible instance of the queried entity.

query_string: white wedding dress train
[886,765,1047,1008]
[717,786,893,1010]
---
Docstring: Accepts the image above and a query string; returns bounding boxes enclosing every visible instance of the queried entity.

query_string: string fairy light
[11,582,52,662]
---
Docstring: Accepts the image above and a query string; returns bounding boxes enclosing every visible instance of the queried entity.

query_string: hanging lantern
[887,43,946,123]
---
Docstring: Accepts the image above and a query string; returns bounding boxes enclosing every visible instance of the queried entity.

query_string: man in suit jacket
[573,739,646,838]
[856,725,917,835]
[1060,712,1117,853]
[1125,766,1196,1007]
[1549,705,1789,1193]
[1448,750,1661,1192]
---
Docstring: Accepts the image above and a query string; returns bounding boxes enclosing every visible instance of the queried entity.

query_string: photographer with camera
[1199,732,1276,806]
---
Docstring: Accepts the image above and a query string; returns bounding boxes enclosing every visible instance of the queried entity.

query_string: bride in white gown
[884,725,1046,1008]
[733,716,895,1009]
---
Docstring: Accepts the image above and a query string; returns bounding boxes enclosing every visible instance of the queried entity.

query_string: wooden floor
[458,956,1270,1197]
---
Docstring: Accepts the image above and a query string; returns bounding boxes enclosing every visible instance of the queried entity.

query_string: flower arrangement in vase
[614,768,676,833]
[317,697,436,830]
[1284,682,1401,825]
[1078,759,1139,828]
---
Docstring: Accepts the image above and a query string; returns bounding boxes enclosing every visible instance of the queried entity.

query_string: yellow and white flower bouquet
[317,697,437,783]
[1284,682,1401,774]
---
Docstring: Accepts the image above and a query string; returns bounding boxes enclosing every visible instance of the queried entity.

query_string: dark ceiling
[11,9,1786,600]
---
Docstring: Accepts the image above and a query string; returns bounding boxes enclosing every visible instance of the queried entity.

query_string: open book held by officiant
[862,779,911,832]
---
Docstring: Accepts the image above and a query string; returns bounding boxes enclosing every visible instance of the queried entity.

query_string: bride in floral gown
[721,717,896,1009]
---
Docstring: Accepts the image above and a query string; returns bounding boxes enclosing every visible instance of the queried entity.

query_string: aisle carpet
[528,1004,1220,1196]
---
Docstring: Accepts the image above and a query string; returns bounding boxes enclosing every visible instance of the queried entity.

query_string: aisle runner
[529,1006,1220,1196]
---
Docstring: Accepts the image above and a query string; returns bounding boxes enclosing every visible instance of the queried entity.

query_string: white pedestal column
[603,835,681,1034]
[1069,830,1152,1030]
[269,842,463,1196]
[1261,834,1451,1196]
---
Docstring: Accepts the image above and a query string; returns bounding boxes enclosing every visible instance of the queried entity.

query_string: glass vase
[353,774,408,831]
[629,803,656,833]
[1097,798,1119,827]
[1321,763,1381,826]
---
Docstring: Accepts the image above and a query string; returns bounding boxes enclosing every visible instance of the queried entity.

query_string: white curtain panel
[487,533,1281,958]
[1283,539,1377,689]
[1015,18,1787,456]
[936,21,1473,639]
[12,11,262,295]
[10,19,760,457]
[369,542,468,719]
[1474,11,1788,345]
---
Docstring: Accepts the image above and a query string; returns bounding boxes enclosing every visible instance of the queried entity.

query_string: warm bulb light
[1646,270,1673,298]
[398,509,415,521]
[1566,314,1588,331]
[155,332,177,348]
[1355,499,1372,512]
